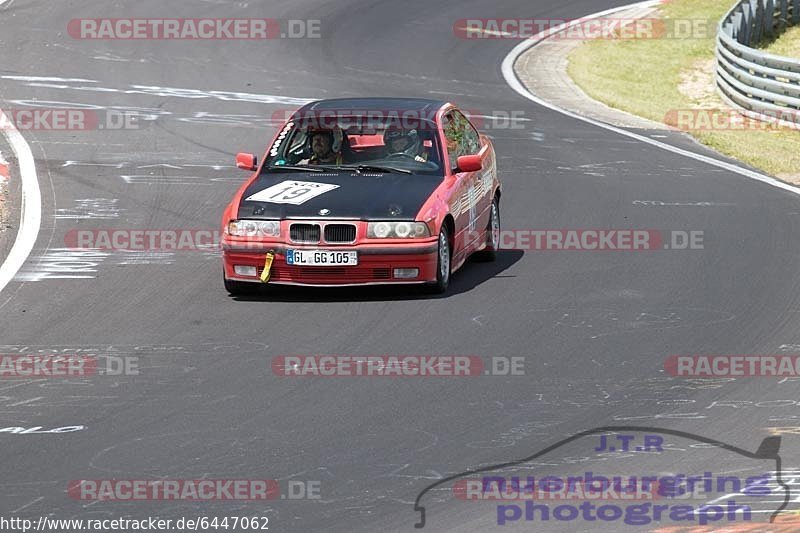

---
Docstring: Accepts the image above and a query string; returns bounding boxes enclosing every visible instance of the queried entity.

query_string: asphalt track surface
[2,0,800,531]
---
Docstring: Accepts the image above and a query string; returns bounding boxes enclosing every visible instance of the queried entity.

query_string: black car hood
[237,171,443,220]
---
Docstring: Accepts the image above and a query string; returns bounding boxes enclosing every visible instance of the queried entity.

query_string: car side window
[443,111,482,171]
[442,111,461,169]
[287,129,307,155]
[280,129,308,164]
[453,111,481,156]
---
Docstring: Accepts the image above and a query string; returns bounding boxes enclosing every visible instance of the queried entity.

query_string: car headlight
[367,222,430,239]
[227,219,281,238]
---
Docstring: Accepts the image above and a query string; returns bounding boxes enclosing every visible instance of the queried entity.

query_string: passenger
[383,127,427,162]
[304,129,344,165]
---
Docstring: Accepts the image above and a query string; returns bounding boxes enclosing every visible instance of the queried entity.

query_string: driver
[303,129,344,165]
[383,126,427,162]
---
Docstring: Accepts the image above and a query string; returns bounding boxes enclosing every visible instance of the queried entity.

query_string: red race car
[221,97,501,295]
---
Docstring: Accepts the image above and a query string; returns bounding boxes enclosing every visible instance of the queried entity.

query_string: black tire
[425,227,451,294]
[474,197,499,262]
[224,273,258,296]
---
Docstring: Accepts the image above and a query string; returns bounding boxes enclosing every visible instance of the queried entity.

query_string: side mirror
[236,153,257,171]
[456,154,482,173]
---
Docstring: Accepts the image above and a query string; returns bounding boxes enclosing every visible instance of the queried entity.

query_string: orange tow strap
[260,252,275,283]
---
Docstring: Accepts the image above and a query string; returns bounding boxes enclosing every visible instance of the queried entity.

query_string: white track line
[0,110,41,294]
[501,0,800,196]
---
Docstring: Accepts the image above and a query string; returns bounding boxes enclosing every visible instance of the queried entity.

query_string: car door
[453,110,493,246]
[442,110,481,267]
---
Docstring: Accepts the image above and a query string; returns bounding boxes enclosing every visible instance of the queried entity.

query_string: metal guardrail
[716,0,800,122]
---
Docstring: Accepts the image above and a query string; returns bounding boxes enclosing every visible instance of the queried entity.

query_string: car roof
[294,98,450,116]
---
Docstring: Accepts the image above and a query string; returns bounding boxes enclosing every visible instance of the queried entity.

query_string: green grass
[566,0,800,180]
[763,24,800,57]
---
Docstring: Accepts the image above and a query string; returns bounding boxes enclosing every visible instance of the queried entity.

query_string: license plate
[286,249,358,266]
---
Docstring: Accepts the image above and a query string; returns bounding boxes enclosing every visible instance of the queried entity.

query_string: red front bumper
[222,241,438,286]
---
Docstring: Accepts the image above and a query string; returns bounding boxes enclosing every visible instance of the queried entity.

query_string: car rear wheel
[426,227,451,294]
[474,197,499,262]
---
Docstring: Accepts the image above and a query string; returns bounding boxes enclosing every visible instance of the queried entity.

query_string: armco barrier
[716,0,800,124]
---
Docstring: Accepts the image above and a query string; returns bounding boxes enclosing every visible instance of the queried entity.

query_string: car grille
[373,268,391,279]
[290,223,320,243]
[260,266,395,283]
[324,224,357,243]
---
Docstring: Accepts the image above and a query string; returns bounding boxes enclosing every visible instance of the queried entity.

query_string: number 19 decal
[246,180,340,205]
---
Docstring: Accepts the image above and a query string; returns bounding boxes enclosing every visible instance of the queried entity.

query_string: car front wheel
[474,197,499,262]
[224,271,257,296]
[426,227,451,294]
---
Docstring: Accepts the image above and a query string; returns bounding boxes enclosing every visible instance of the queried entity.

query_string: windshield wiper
[266,165,327,173]
[338,164,412,175]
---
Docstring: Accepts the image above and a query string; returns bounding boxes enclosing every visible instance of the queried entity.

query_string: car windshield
[262,114,443,176]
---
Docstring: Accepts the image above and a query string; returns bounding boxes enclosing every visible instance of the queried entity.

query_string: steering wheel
[386,153,417,160]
